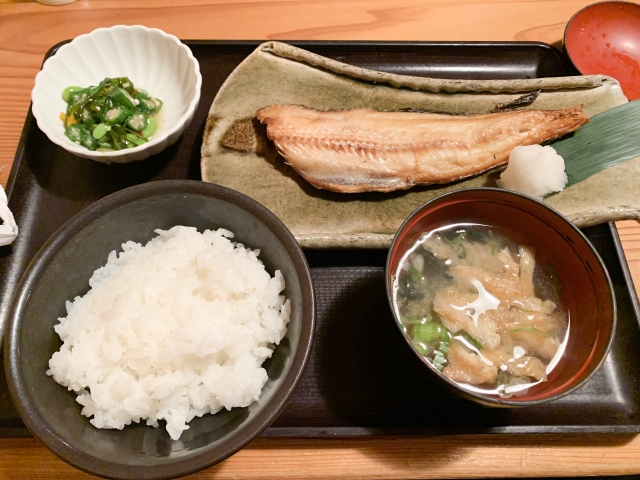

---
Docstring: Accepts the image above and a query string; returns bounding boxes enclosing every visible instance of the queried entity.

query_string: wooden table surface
[1,0,640,478]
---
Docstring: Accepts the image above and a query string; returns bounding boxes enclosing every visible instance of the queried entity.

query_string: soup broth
[392,223,569,398]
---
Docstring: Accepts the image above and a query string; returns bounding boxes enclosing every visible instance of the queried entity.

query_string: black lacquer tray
[1,41,639,437]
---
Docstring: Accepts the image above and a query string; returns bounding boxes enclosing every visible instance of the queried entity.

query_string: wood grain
[1,434,640,479]
[618,219,640,290]
[0,1,639,478]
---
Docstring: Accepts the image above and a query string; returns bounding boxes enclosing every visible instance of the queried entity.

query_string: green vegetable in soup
[409,266,422,284]
[453,330,483,351]
[410,321,451,370]
[412,322,449,344]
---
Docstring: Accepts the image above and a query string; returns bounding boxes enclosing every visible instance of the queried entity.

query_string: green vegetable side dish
[61,77,162,151]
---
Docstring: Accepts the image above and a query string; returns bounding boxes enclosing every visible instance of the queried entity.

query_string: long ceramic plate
[201,41,633,248]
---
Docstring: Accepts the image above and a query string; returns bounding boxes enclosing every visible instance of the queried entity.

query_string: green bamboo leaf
[551,100,640,187]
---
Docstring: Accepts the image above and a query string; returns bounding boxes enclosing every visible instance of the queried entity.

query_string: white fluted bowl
[31,25,202,163]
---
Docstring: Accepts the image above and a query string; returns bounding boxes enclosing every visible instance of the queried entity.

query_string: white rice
[47,226,291,440]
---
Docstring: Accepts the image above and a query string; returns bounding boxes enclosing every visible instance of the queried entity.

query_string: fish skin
[256,104,589,193]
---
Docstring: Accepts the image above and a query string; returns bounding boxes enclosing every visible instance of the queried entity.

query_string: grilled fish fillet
[256,105,588,193]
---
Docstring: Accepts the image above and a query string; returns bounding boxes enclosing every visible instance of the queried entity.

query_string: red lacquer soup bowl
[565,1,640,100]
[385,188,616,407]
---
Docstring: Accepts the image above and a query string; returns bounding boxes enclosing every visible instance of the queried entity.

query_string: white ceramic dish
[31,25,202,163]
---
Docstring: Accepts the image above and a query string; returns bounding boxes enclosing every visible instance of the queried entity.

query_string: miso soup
[391,223,569,398]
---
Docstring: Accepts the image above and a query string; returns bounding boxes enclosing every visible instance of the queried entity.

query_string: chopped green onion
[432,350,447,371]
[449,232,467,246]
[409,266,422,284]
[413,322,448,344]
[454,330,483,350]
